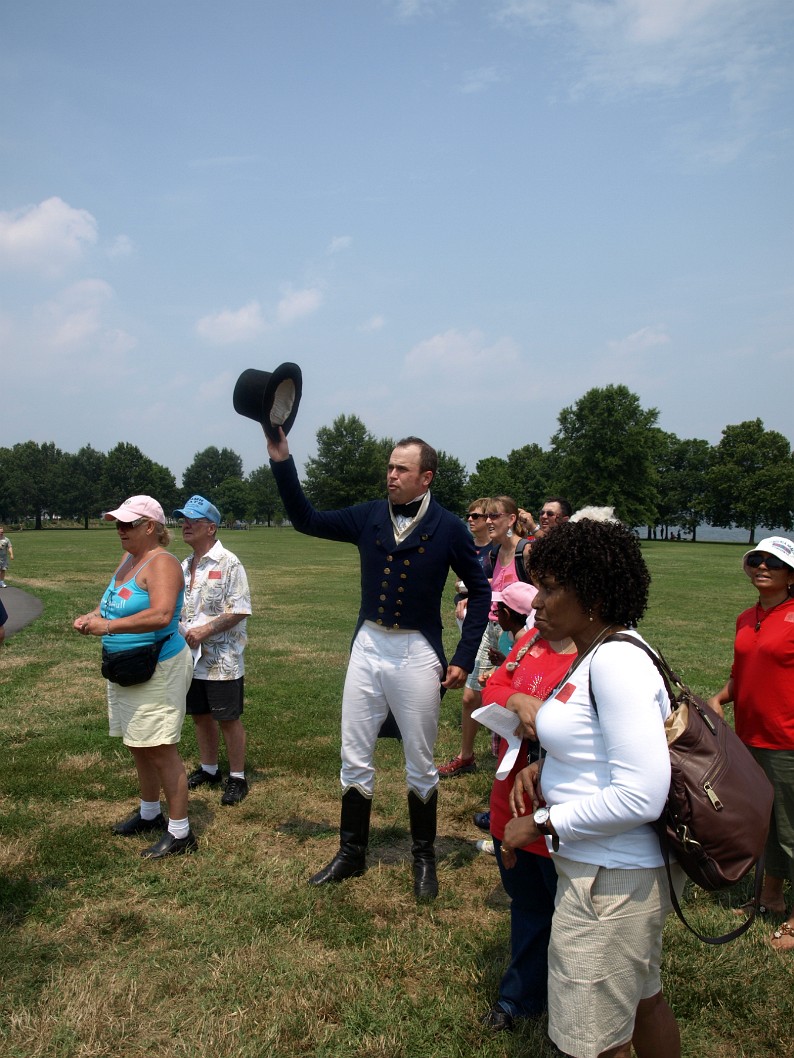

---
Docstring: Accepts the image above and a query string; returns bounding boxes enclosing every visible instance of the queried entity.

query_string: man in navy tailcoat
[267,430,490,900]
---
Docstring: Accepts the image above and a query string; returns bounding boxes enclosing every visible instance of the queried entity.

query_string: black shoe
[473,811,491,832]
[140,830,198,859]
[112,810,166,836]
[482,1007,514,1033]
[187,767,223,789]
[221,776,249,805]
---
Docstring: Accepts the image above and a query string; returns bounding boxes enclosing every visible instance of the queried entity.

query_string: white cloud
[196,300,266,344]
[327,235,352,254]
[196,285,324,344]
[498,0,785,98]
[107,234,134,259]
[276,285,323,325]
[359,314,386,332]
[403,328,521,378]
[459,66,501,95]
[607,325,670,356]
[391,0,452,21]
[0,197,97,277]
[45,279,136,357]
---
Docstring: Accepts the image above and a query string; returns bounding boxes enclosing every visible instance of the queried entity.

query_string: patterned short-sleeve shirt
[181,539,252,680]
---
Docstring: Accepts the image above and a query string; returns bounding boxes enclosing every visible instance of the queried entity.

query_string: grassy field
[1,528,792,1058]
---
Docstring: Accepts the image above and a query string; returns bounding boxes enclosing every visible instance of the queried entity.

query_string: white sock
[168,817,190,839]
[140,800,162,821]
[201,764,219,775]
[230,771,246,780]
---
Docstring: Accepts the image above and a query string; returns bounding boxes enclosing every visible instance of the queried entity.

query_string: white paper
[471,703,524,780]
[179,612,212,669]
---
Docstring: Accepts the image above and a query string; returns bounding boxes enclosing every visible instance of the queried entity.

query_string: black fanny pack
[101,636,169,687]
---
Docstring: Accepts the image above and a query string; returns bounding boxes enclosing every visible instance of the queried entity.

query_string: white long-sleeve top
[537,631,671,869]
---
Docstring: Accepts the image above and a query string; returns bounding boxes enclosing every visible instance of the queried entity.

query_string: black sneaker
[140,830,198,859]
[112,810,166,836]
[221,776,249,805]
[187,767,223,789]
[473,811,491,832]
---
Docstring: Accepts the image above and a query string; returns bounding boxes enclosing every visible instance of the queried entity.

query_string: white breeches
[340,623,444,799]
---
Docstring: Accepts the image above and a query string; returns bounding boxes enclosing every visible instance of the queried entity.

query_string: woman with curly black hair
[502,518,684,1058]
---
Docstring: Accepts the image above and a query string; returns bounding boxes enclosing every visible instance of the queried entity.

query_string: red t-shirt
[483,634,576,852]
[732,596,794,750]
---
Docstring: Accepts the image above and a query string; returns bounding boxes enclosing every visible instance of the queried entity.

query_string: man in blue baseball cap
[173,495,252,805]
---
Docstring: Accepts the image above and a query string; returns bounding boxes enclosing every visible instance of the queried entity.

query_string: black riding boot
[408,788,438,901]
[309,787,371,885]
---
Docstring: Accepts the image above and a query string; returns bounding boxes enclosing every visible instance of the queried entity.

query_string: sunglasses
[467,512,486,521]
[485,513,505,521]
[539,509,559,518]
[116,517,147,530]
[745,552,788,571]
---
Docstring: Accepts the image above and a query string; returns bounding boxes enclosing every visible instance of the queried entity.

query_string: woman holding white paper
[477,629,576,1032]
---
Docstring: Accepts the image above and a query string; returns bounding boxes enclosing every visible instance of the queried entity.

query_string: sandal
[732,899,786,918]
[770,921,794,952]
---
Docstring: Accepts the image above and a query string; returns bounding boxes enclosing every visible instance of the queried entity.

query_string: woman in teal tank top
[73,495,196,859]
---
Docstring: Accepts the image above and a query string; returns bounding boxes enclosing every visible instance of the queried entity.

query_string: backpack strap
[513,537,531,582]
[588,632,763,944]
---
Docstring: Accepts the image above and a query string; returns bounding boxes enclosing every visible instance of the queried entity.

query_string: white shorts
[107,647,193,748]
[547,856,686,1058]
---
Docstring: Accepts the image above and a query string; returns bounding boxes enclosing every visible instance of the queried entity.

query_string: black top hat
[233,363,303,443]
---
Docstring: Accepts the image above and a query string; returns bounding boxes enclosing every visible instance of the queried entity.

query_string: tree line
[2,385,793,543]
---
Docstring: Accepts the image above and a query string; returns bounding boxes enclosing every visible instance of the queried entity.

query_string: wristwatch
[533,806,560,851]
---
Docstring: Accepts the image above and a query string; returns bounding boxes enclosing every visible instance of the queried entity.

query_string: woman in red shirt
[709,536,794,950]
[479,628,576,1030]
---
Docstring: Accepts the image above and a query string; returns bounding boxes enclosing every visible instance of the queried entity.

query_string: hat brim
[233,362,303,443]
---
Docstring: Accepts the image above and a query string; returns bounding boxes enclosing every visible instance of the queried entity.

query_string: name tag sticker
[785,612,794,623]
[556,682,576,703]
[118,587,132,600]
[208,570,222,580]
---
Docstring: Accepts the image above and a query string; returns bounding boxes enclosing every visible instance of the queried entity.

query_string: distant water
[646,524,792,544]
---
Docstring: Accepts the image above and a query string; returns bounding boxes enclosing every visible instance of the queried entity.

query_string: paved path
[1,585,44,637]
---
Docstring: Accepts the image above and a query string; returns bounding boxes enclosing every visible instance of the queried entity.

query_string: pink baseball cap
[103,495,165,524]
[491,581,538,617]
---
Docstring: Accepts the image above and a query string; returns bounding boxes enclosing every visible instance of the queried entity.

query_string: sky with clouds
[2,0,792,484]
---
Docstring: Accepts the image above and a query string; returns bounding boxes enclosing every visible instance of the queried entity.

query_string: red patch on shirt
[118,587,132,600]
[208,570,222,580]
[556,682,576,703]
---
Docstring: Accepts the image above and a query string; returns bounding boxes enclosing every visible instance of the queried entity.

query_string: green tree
[101,442,178,513]
[0,446,13,520]
[62,445,108,528]
[466,456,513,501]
[248,465,284,525]
[651,432,712,541]
[181,446,244,499]
[215,477,251,523]
[303,414,385,508]
[551,384,659,527]
[432,450,468,514]
[505,444,555,510]
[706,419,794,544]
[5,441,65,528]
